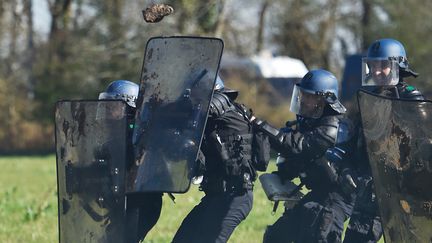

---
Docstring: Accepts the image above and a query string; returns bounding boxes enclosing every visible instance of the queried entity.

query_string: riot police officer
[99,80,163,243]
[359,38,423,99]
[344,38,424,243]
[255,69,357,243]
[172,76,270,243]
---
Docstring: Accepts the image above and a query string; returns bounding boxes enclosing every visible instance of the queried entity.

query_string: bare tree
[6,0,22,76]
[256,0,270,53]
[48,0,72,61]
[273,0,342,71]
[24,0,35,97]
[214,0,226,37]
[361,0,372,51]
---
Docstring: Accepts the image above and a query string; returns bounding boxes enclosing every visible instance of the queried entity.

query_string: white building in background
[220,51,308,97]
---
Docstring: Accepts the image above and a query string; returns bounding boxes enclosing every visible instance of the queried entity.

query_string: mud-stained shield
[55,100,127,243]
[358,90,432,243]
[131,37,224,193]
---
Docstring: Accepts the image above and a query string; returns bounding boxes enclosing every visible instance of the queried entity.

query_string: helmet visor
[98,92,116,100]
[290,85,326,118]
[98,92,136,107]
[362,57,399,86]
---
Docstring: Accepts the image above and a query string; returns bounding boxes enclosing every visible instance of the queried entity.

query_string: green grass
[0,156,383,243]
[0,156,283,243]
[0,156,58,243]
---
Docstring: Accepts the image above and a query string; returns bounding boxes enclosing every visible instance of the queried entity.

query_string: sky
[33,0,51,36]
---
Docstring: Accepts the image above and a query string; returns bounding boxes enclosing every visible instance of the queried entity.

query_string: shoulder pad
[314,115,340,145]
[398,83,425,100]
[335,117,355,145]
[317,115,340,128]
[209,92,236,117]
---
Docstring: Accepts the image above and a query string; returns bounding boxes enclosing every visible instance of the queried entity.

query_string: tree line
[0,0,430,153]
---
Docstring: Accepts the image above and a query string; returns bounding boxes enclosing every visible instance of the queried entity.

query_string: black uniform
[343,81,424,243]
[262,109,357,243]
[172,90,270,243]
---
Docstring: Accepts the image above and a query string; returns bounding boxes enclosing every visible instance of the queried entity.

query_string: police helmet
[98,80,139,108]
[367,39,407,68]
[290,69,346,118]
[214,75,238,100]
[362,38,417,86]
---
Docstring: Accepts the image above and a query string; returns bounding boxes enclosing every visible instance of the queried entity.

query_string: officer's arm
[254,118,338,159]
[253,119,285,147]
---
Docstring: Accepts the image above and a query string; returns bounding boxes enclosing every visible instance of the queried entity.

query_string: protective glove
[338,168,358,196]
[356,175,374,199]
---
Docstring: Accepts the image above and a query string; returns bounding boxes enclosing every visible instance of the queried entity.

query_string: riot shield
[55,100,127,243]
[131,37,224,193]
[358,90,432,243]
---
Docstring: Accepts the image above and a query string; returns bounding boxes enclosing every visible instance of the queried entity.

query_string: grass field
[0,156,383,243]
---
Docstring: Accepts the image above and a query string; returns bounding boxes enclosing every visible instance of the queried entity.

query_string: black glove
[338,168,358,196]
[356,175,373,199]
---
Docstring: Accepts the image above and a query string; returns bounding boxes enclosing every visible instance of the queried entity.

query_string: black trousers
[264,190,354,243]
[125,192,163,243]
[344,182,382,243]
[172,190,253,243]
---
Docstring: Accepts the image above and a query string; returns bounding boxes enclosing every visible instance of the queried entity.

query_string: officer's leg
[172,194,219,243]
[296,201,332,243]
[344,186,382,243]
[125,206,140,243]
[214,190,253,243]
[344,210,382,243]
[173,191,253,243]
[294,191,354,243]
[263,189,328,243]
[325,193,354,243]
[126,192,163,243]
[136,193,163,241]
[263,200,304,243]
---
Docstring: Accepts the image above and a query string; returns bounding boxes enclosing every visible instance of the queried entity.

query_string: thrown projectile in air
[142,4,174,23]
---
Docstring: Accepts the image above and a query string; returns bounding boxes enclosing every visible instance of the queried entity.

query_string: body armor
[201,91,269,193]
[273,115,356,193]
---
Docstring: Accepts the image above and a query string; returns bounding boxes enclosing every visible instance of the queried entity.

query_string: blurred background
[0,0,431,154]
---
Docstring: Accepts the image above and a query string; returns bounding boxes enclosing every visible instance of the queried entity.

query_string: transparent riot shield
[358,90,432,243]
[55,100,128,243]
[131,37,224,193]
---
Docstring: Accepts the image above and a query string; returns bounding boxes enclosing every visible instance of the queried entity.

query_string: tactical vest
[201,91,268,192]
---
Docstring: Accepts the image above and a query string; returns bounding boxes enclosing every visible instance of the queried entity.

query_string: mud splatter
[391,122,411,168]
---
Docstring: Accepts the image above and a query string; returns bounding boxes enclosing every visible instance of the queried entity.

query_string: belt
[201,178,252,194]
